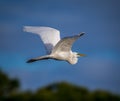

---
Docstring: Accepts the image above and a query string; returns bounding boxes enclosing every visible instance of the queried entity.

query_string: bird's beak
[77,53,86,57]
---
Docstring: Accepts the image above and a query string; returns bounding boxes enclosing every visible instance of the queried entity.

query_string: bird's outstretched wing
[24,26,61,54]
[27,55,51,63]
[52,33,85,53]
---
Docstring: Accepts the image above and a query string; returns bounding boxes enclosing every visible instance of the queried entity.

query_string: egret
[24,26,85,64]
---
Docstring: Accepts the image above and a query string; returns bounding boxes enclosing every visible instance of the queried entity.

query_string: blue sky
[0,0,120,94]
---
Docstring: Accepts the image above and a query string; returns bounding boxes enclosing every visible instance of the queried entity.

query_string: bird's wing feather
[27,55,51,63]
[24,26,61,54]
[52,33,85,53]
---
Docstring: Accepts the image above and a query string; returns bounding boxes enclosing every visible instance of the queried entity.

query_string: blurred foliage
[0,69,120,101]
[0,70,19,95]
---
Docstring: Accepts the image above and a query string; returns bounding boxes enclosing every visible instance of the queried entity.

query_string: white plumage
[24,26,60,54]
[24,26,85,64]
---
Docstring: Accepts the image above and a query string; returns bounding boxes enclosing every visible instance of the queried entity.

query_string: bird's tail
[27,55,51,63]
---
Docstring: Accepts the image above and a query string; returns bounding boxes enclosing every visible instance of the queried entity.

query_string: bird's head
[68,52,86,64]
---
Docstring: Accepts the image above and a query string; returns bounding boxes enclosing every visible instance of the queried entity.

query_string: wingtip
[23,26,29,32]
[23,26,34,32]
[26,59,36,63]
[23,26,27,32]
[78,32,85,37]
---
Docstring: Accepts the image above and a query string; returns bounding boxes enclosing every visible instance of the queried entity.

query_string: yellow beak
[77,53,86,57]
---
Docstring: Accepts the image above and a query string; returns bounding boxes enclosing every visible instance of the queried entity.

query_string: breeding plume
[24,26,85,64]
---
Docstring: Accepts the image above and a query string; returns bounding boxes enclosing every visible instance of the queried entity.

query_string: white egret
[24,26,85,64]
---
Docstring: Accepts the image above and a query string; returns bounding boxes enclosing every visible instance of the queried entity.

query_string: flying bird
[24,26,85,64]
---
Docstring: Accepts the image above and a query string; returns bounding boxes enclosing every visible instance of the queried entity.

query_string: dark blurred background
[0,70,120,101]
[0,0,120,99]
